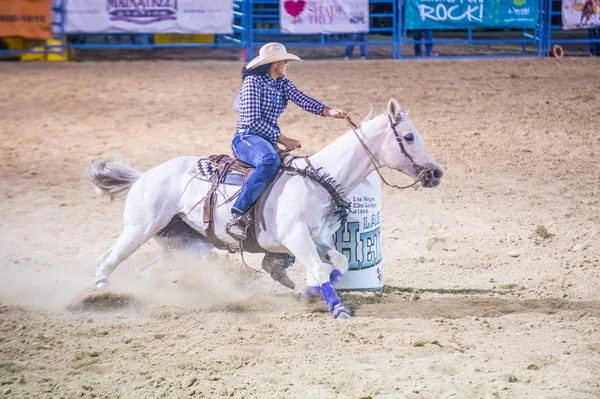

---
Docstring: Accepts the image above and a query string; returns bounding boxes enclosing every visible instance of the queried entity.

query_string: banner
[561,0,600,30]
[405,0,539,30]
[0,0,51,39]
[64,0,233,34]
[280,0,369,34]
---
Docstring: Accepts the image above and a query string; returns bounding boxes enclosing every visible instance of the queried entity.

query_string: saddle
[198,151,349,254]
[201,154,264,253]
[194,151,350,291]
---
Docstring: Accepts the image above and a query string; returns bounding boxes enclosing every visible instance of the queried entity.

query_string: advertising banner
[405,0,539,30]
[280,0,369,34]
[561,0,600,30]
[64,0,233,34]
[0,0,51,39]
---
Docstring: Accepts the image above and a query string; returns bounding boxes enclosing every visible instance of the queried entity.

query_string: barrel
[306,171,383,290]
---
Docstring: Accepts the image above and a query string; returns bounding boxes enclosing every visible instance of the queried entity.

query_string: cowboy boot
[262,253,296,290]
[226,213,250,241]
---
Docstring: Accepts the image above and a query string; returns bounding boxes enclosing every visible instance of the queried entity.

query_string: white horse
[88,99,443,319]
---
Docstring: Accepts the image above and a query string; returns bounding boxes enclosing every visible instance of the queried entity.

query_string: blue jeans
[231,134,281,214]
[414,31,433,57]
[345,33,368,58]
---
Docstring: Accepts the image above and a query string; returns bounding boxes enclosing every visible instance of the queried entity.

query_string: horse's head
[379,98,443,188]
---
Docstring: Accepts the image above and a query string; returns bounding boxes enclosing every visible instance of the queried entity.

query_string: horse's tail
[87,159,142,201]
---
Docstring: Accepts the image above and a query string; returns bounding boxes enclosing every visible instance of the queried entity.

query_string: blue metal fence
[1,0,599,59]
[49,0,66,53]
[247,0,398,59]
[399,29,544,59]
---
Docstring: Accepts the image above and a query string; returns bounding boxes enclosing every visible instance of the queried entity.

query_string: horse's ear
[387,98,401,121]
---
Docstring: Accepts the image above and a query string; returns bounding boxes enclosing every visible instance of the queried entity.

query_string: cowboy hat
[246,42,302,70]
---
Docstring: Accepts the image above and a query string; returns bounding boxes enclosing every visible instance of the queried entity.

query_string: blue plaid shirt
[235,75,327,145]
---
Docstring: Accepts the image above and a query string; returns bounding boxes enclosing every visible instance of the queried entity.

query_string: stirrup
[226,214,249,241]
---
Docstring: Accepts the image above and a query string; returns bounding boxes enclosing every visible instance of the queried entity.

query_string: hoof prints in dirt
[67,292,137,312]
[207,301,257,313]
[206,294,299,313]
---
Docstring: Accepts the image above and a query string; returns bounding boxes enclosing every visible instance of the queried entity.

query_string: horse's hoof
[336,311,351,320]
[95,279,108,288]
[332,304,351,319]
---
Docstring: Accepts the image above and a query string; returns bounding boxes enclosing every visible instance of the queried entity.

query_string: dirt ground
[1,57,599,399]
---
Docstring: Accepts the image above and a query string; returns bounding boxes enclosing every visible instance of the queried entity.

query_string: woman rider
[227,42,346,240]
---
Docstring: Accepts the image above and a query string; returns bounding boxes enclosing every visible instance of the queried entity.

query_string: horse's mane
[355,108,390,136]
[358,107,410,134]
[282,164,350,225]
[283,166,349,204]
[361,108,377,125]
[286,108,394,212]
[282,108,386,223]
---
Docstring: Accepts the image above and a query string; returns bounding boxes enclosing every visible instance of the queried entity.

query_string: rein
[345,115,429,190]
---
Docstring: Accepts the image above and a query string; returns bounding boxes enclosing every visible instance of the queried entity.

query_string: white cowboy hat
[246,42,302,70]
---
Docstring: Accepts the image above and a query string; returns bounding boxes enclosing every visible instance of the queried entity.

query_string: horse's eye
[404,133,414,142]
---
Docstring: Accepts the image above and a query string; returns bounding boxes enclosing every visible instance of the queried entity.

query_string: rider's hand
[281,136,301,151]
[323,107,347,119]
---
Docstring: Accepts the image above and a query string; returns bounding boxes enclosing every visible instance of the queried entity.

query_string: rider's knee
[262,152,282,171]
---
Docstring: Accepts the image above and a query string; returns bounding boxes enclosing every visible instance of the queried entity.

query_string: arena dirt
[1,58,599,398]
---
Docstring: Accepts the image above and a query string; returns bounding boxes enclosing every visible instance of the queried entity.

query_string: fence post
[545,0,552,56]
[397,0,404,59]
[53,0,66,55]
[245,0,253,62]
[537,0,544,56]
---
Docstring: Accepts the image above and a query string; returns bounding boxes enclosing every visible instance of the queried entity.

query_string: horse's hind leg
[155,217,214,255]
[95,198,176,287]
[95,221,168,287]
[138,217,215,278]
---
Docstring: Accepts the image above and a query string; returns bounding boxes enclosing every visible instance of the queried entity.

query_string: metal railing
[247,0,398,59]
[1,0,599,60]
[544,0,600,56]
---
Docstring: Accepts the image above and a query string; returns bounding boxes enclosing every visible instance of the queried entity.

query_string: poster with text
[280,0,369,34]
[405,0,539,30]
[0,0,51,39]
[561,0,600,30]
[64,0,234,34]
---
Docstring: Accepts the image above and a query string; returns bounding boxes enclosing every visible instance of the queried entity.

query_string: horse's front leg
[315,241,349,283]
[303,242,349,302]
[282,224,350,319]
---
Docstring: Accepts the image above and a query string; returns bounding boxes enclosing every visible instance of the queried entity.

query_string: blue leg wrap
[320,282,342,312]
[330,269,342,284]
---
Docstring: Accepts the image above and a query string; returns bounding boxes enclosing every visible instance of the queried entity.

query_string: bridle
[345,115,429,190]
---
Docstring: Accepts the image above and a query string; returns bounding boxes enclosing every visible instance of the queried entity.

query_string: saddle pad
[188,157,246,186]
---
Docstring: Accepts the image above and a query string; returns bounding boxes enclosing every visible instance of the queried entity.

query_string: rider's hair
[241,63,272,81]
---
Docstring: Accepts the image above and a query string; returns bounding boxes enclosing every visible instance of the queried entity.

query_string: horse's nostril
[433,169,443,179]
